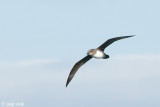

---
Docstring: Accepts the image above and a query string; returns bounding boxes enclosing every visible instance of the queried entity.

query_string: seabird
[66,35,134,87]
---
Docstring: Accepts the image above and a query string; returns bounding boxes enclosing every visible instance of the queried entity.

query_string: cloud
[0,58,62,97]
[113,54,160,61]
[0,59,60,67]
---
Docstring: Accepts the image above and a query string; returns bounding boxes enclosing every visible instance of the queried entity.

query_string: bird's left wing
[97,35,135,51]
[66,55,92,87]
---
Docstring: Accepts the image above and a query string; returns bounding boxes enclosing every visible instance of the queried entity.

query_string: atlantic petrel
[66,35,134,87]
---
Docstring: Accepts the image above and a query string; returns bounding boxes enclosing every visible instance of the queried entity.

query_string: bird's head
[87,49,95,56]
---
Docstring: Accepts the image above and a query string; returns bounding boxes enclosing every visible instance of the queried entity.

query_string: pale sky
[0,0,160,107]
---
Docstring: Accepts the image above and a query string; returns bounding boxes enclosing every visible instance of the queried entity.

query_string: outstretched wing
[66,55,92,87]
[97,35,135,51]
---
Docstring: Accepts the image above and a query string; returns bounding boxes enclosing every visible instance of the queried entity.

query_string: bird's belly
[93,50,105,58]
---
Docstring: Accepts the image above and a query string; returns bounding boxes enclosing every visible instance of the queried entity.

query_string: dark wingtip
[66,79,70,87]
[123,35,135,39]
[66,83,68,87]
[129,35,136,37]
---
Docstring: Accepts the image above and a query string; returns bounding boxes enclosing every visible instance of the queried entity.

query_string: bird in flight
[66,35,135,87]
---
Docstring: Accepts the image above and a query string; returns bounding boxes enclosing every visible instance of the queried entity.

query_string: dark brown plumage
[98,36,134,51]
[66,55,92,87]
[66,35,134,87]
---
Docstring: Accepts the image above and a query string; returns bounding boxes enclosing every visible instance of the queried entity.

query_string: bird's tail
[104,54,109,59]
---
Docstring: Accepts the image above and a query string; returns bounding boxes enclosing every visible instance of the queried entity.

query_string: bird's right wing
[66,55,92,87]
[97,35,135,51]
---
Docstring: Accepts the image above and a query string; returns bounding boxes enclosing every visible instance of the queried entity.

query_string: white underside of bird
[93,50,105,58]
